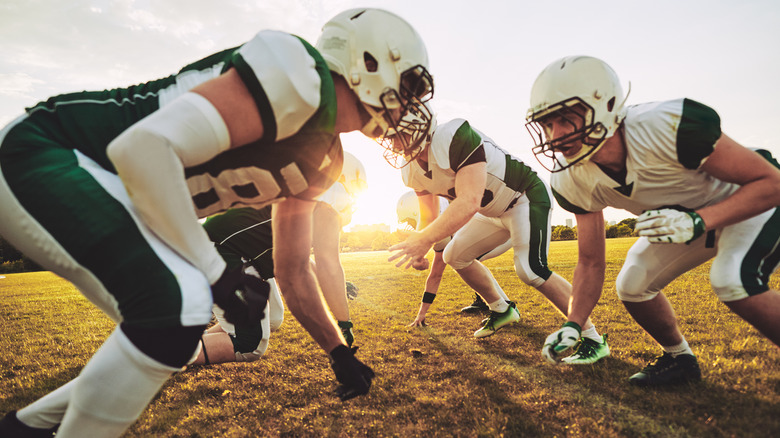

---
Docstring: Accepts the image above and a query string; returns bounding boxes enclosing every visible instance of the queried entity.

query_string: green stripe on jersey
[449,121,482,171]
[504,155,540,194]
[231,54,278,145]
[552,188,590,215]
[676,98,721,170]
[294,36,337,135]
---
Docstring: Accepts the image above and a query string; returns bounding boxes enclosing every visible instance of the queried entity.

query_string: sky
[2,0,780,229]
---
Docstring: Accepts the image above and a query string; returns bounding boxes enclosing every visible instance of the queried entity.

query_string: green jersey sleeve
[676,98,721,170]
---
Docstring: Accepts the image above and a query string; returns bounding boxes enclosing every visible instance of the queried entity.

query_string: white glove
[542,322,581,364]
[635,209,705,244]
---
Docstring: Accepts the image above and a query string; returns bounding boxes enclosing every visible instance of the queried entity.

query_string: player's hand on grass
[210,265,269,326]
[408,314,427,327]
[329,345,375,401]
[635,208,705,244]
[542,322,581,364]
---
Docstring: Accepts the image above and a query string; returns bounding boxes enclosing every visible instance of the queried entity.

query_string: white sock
[581,326,602,343]
[488,299,509,313]
[662,339,694,357]
[490,276,510,302]
[56,329,180,438]
[17,380,75,428]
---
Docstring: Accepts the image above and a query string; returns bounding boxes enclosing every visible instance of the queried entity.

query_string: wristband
[685,211,706,243]
[421,292,436,304]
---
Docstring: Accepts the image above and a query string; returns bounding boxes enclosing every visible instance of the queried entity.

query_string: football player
[0,8,432,437]
[387,105,609,365]
[526,56,780,386]
[191,152,368,365]
[397,190,511,325]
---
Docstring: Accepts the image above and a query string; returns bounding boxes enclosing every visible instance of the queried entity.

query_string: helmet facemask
[525,98,609,173]
[379,94,434,169]
[368,65,434,168]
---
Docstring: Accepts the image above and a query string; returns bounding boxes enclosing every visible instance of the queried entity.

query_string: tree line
[0,218,638,273]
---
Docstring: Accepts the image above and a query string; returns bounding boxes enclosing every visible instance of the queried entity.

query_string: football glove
[210,265,269,326]
[635,209,705,244]
[542,322,582,364]
[329,345,375,401]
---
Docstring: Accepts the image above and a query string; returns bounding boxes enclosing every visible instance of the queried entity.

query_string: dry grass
[1,237,778,437]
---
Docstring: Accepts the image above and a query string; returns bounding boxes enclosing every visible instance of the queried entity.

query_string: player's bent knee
[616,264,657,302]
[121,323,207,368]
[442,246,472,270]
[710,275,752,302]
[514,266,545,288]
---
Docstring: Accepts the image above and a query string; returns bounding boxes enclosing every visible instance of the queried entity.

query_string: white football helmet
[339,151,368,196]
[396,190,420,230]
[525,56,630,172]
[316,8,434,163]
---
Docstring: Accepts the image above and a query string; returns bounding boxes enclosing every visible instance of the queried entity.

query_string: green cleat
[561,334,610,365]
[473,301,520,338]
[628,352,701,386]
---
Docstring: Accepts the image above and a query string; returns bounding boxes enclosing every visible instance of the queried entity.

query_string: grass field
[1,237,779,437]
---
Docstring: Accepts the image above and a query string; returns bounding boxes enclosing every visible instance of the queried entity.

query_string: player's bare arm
[696,134,780,229]
[312,202,350,323]
[273,198,344,352]
[191,67,264,148]
[389,162,487,268]
[408,251,448,327]
[568,210,607,327]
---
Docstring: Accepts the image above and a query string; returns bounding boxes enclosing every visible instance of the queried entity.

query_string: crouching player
[527,56,780,385]
[397,191,511,326]
[191,152,368,364]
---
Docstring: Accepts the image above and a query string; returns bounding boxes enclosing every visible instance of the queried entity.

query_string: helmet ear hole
[364,52,378,72]
[607,97,615,112]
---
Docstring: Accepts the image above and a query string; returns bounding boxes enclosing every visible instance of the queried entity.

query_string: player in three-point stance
[191,153,368,365]
[0,8,433,436]
[387,104,609,364]
[397,191,512,325]
[527,55,780,386]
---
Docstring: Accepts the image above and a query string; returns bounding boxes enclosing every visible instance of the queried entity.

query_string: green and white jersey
[13,30,342,218]
[552,98,737,215]
[402,119,543,217]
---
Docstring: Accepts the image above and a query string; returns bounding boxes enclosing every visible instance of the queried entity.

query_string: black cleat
[629,353,702,387]
[0,411,58,438]
[460,293,489,314]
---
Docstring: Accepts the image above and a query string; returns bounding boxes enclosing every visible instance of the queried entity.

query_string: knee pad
[442,244,473,270]
[615,264,659,302]
[709,262,753,302]
[513,257,546,288]
[121,323,207,368]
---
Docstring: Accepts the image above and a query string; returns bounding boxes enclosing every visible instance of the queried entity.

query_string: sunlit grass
[1,238,778,437]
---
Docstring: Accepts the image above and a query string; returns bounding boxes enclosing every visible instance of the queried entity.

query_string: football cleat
[460,293,490,314]
[0,411,58,438]
[338,320,355,347]
[561,333,610,365]
[628,352,702,386]
[474,301,520,338]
